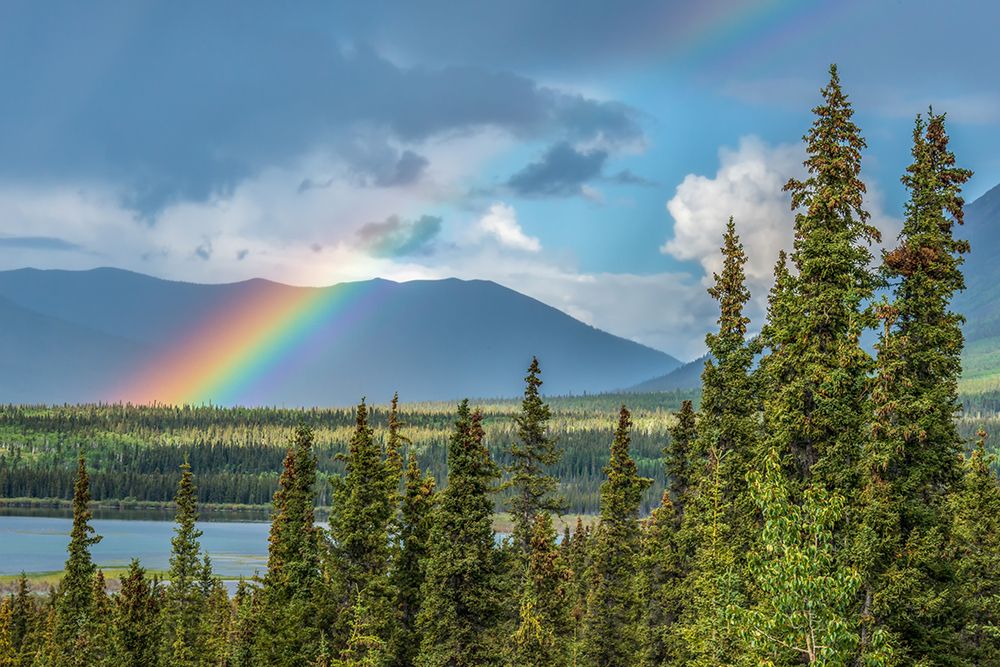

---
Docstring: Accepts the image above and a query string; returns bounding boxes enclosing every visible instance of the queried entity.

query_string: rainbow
[113,279,392,406]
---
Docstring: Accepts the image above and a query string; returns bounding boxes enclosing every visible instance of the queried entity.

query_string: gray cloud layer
[0,3,642,214]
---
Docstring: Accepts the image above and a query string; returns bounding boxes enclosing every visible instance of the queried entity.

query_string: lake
[0,509,271,579]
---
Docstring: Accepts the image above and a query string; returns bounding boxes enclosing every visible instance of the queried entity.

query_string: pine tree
[162,461,210,666]
[328,399,398,651]
[563,517,591,663]
[858,110,973,663]
[766,63,879,490]
[0,597,15,667]
[506,357,564,554]
[389,452,437,667]
[416,401,502,667]
[258,425,324,665]
[581,405,652,666]
[509,512,571,666]
[666,400,697,520]
[678,219,757,665]
[10,573,39,666]
[51,455,102,665]
[638,492,685,666]
[753,64,879,661]
[951,430,1000,664]
[335,594,386,667]
[228,579,260,667]
[111,560,162,667]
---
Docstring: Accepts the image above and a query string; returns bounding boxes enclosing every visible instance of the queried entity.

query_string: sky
[0,0,998,361]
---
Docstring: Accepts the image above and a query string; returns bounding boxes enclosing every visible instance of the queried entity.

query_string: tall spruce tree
[389,452,437,667]
[258,425,324,665]
[666,400,697,520]
[162,461,210,666]
[858,110,973,663]
[509,512,571,666]
[506,357,564,554]
[10,573,39,666]
[638,492,685,666]
[951,430,1000,664]
[678,219,756,665]
[581,405,652,666]
[765,63,879,489]
[51,455,102,665]
[416,401,502,667]
[328,399,397,652]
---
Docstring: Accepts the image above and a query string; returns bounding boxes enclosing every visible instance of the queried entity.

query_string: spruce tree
[111,560,162,667]
[581,405,652,666]
[389,452,437,667]
[416,401,502,667]
[509,512,571,666]
[506,357,564,554]
[10,573,39,666]
[52,455,102,665]
[951,430,1000,664]
[753,64,878,660]
[765,63,879,490]
[328,399,398,652]
[638,492,685,666]
[258,425,324,665]
[666,400,696,520]
[858,110,972,663]
[678,219,756,665]
[162,461,210,666]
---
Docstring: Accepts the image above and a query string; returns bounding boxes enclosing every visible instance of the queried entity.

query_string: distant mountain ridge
[0,268,681,405]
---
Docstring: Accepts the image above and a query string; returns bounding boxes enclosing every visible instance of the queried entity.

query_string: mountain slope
[955,183,1000,392]
[629,354,708,392]
[0,268,680,405]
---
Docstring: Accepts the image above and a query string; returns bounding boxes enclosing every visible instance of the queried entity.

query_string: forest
[4,65,1000,666]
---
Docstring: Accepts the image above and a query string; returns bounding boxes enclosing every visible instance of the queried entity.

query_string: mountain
[0,268,680,406]
[628,354,708,392]
[955,183,1000,392]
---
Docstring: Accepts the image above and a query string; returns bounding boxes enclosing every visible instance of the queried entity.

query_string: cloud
[236,249,249,261]
[477,203,541,252]
[357,215,442,257]
[609,169,657,187]
[662,136,900,325]
[194,239,213,261]
[0,6,643,214]
[0,236,82,251]
[507,142,608,197]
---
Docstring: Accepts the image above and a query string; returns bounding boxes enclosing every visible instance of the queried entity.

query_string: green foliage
[951,430,1000,664]
[328,399,399,653]
[416,401,502,667]
[161,461,214,667]
[508,512,571,666]
[257,425,325,665]
[111,560,162,667]
[389,452,437,667]
[736,449,865,665]
[505,358,565,554]
[581,405,652,666]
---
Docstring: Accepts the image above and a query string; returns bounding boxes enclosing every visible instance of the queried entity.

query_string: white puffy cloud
[661,136,900,327]
[476,202,542,252]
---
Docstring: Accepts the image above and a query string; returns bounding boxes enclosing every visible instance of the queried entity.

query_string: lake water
[0,510,271,578]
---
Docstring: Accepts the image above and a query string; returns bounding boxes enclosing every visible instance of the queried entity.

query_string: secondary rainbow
[114,279,391,406]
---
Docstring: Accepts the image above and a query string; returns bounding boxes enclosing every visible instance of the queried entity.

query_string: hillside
[629,354,708,393]
[0,268,680,405]
[955,183,1000,393]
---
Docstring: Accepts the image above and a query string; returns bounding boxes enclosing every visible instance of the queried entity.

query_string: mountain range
[0,268,680,405]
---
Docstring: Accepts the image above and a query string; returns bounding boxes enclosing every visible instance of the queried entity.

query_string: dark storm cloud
[356,215,442,257]
[0,3,642,214]
[0,236,82,251]
[507,142,608,197]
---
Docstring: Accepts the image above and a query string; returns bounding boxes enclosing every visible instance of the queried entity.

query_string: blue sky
[0,0,997,359]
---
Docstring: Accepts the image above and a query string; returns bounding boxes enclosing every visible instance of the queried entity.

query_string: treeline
[5,66,1000,666]
[0,395,691,515]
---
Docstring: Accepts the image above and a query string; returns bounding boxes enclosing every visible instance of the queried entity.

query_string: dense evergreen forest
[4,66,1000,665]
